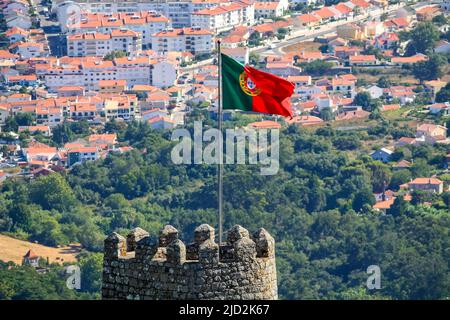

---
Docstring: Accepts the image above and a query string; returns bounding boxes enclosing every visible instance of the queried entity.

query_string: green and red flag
[221,53,295,118]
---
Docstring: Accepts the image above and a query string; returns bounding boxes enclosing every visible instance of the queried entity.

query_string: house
[331,77,356,98]
[254,2,286,19]
[67,146,100,167]
[428,103,450,116]
[415,6,441,22]
[264,61,301,77]
[391,54,427,66]
[364,21,385,37]
[288,76,312,94]
[147,115,176,130]
[335,109,370,121]
[424,80,447,101]
[401,177,444,194]
[5,26,29,43]
[366,85,384,99]
[435,40,450,54]
[393,159,412,170]
[395,136,417,148]
[142,108,169,122]
[88,133,117,147]
[296,14,321,28]
[373,198,395,213]
[348,55,377,66]
[285,115,324,126]
[222,47,249,65]
[371,147,393,163]
[386,86,417,105]
[247,120,281,129]
[337,23,365,40]
[18,125,52,136]
[22,249,40,268]
[416,123,447,144]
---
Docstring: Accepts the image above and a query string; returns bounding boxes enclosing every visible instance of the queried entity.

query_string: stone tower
[101,224,277,300]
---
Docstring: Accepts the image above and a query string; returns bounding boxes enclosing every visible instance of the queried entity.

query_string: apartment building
[36,56,177,91]
[67,11,171,48]
[151,27,213,55]
[191,1,255,33]
[254,2,285,19]
[67,29,142,57]
[55,0,224,28]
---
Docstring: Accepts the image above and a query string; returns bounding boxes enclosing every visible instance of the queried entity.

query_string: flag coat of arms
[221,53,295,117]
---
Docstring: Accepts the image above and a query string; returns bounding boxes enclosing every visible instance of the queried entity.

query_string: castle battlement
[102,224,277,300]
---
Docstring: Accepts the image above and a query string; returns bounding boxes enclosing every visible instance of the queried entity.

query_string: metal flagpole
[217,39,223,244]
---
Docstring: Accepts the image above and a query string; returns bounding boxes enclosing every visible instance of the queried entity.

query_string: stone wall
[101,224,277,300]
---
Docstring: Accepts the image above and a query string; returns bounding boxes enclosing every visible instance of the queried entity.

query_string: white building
[151,27,213,55]
[37,55,177,91]
[55,0,226,28]
[66,11,171,48]
[191,1,255,33]
[67,29,142,57]
[222,47,249,65]
[152,60,178,88]
[254,1,285,19]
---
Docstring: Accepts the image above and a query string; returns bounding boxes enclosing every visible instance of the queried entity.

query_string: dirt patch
[282,41,322,54]
[0,234,81,265]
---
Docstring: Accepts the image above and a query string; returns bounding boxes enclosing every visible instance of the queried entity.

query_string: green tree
[302,60,334,76]
[103,50,127,61]
[436,82,450,103]
[412,54,447,83]
[407,22,440,54]
[79,253,103,294]
[353,92,378,111]
[29,174,78,212]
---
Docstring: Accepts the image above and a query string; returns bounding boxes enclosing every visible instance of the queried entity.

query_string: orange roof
[68,32,110,41]
[68,146,98,153]
[335,3,353,15]
[314,7,336,19]
[391,54,427,64]
[409,177,443,185]
[248,120,281,129]
[298,14,321,24]
[57,86,84,91]
[286,115,324,126]
[23,249,39,259]
[349,55,376,62]
[111,29,139,37]
[88,133,117,144]
[254,2,280,10]
[350,0,371,8]
[373,198,394,210]
[99,79,127,87]
[287,75,311,82]
[154,27,212,37]
[194,3,247,15]
[0,50,19,59]
[147,115,175,124]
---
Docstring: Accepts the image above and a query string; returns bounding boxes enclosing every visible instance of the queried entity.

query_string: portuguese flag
[221,53,294,117]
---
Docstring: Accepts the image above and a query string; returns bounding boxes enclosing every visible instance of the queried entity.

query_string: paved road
[252,0,437,57]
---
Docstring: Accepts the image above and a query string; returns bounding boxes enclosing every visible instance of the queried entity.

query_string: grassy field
[0,234,81,265]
